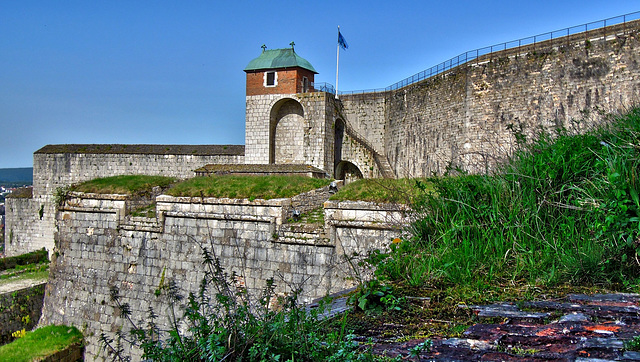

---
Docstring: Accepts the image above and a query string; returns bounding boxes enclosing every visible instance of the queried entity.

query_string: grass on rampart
[0,325,83,362]
[330,178,432,203]
[71,175,176,196]
[167,175,331,200]
[0,248,48,273]
[374,108,640,293]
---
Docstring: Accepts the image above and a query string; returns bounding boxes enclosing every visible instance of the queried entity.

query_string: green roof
[244,48,317,73]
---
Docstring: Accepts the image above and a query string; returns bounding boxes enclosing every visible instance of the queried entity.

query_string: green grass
[0,269,49,288]
[372,108,640,292]
[330,178,432,203]
[0,325,83,362]
[0,248,48,272]
[167,175,331,200]
[288,206,325,224]
[0,262,49,280]
[71,175,176,195]
[131,203,157,218]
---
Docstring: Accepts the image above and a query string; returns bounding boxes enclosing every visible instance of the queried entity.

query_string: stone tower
[243,45,336,175]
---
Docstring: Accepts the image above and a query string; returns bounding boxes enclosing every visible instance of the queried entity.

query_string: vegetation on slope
[330,178,432,203]
[71,175,176,196]
[167,175,330,200]
[374,108,640,291]
[0,325,83,362]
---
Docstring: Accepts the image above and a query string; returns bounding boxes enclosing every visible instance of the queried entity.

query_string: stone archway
[335,160,363,184]
[269,99,305,164]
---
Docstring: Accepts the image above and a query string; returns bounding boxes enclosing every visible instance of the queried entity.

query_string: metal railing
[310,82,336,94]
[338,11,640,96]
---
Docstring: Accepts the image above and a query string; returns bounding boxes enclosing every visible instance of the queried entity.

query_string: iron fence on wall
[338,11,640,96]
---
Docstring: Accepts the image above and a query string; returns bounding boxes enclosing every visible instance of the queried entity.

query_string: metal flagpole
[336,26,340,99]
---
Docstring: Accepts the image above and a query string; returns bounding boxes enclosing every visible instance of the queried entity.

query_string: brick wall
[246,68,315,96]
[5,152,244,257]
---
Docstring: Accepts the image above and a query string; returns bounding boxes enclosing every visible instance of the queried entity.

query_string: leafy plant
[349,279,405,312]
[408,339,432,358]
[626,335,640,351]
[101,243,376,361]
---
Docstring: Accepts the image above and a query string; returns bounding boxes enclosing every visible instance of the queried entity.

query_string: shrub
[0,248,48,272]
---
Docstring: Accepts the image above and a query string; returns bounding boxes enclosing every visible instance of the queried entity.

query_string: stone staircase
[374,154,396,179]
[339,109,396,179]
[276,223,330,246]
[120,215,163,233]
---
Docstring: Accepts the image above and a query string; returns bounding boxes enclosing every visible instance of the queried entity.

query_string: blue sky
[1,1,638,168]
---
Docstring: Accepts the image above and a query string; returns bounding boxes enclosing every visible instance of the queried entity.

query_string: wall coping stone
[36,144,245,156]
[67,191,129,201]
[156,194,291,206]
[324,200,409,211]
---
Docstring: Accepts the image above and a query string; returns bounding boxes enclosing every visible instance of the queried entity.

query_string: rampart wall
[39,192,405,360]
[5,149,244,257]
[341,21,640,177]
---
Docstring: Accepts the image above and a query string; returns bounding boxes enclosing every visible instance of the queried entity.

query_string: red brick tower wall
[246,68,315,96]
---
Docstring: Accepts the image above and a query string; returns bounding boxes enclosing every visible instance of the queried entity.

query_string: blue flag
[338,30,348,50]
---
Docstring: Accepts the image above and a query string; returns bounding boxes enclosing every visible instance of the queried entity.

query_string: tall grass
[377,108,640,290]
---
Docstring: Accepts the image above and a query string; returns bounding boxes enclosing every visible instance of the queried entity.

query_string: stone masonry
[39,191,405,360]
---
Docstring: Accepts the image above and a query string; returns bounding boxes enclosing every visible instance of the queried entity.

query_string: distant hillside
[0,168,33,184]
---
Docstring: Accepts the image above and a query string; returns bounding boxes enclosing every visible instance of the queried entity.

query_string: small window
[265,71,276,87]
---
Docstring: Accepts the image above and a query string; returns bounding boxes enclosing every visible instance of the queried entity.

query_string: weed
[626,336,640,351]
[130,204,156,218]
[349,279,405,312]
[101,243,376,361]
[408,339,432,357]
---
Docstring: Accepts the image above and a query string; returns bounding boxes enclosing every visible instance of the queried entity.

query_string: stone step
[120,216,163,232]
[374,154,396,179]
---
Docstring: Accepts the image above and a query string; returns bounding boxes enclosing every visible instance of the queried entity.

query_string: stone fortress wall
[9,19,640,259]
[12,17,640,361]
[39,190,404,360]
[5,146,244,257]
[341,20,640,177]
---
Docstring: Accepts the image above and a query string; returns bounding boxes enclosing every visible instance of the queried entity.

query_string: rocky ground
[357,293,640,361]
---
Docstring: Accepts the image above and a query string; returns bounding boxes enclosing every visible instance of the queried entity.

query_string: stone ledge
[164,211,274,223]
[36,144,245,156]
[67,191,129,201]
[157,194,290,206]
[327,219,401,230]
[323,200,408,212]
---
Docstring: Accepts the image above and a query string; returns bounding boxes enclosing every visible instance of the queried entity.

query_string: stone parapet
[40,190,411,361]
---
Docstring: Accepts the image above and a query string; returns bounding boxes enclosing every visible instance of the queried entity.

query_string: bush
[0,248,48,272]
